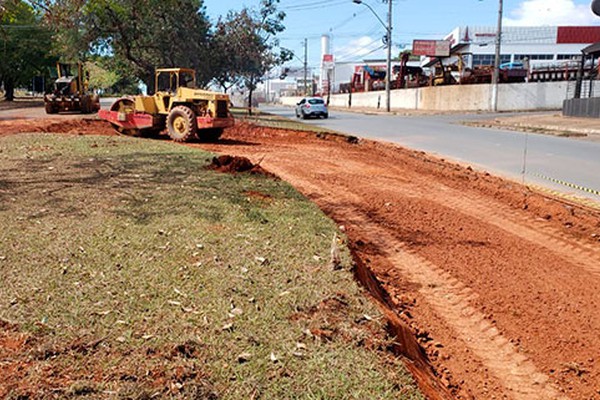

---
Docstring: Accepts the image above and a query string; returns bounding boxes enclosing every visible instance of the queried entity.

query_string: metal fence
[566,78,600,99]
[562,62,600,117]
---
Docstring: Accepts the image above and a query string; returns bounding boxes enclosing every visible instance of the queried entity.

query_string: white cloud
[505,0,600,26]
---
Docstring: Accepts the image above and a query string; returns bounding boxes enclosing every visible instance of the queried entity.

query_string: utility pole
[491,0,503,112]
[303,38,308,95]
[385,0,392,112]
[353,0,392,112]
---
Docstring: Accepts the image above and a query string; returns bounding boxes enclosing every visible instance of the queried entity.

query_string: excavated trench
[350,246,453,400]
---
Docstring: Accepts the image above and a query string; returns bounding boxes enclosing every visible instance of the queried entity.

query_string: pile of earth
[207,155,276,178]
[0,118,115,136]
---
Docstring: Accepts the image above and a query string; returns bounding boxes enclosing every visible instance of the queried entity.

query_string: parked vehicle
[295,97,328,119]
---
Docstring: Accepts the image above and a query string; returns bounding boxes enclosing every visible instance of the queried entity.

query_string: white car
[295,97,329,119]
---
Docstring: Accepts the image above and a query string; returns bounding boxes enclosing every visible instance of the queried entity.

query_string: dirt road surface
[2,116,600,399]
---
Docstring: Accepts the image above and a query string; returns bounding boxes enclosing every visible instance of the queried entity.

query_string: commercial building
[422,25,600,70]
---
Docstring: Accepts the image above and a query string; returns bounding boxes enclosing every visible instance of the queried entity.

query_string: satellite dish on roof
[592,0,600,16]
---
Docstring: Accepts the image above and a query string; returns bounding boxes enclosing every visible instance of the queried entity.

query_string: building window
[472,54,511,66]
[515,54,554,61]
[556,54,581,61]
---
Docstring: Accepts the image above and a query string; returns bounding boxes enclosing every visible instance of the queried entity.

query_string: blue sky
[202,0,599,71]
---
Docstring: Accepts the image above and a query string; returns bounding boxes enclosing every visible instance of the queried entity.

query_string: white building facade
[423,26,600,69]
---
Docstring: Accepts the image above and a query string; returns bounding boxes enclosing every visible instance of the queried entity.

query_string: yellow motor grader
[99,68,234,142]
[44,62,100,114]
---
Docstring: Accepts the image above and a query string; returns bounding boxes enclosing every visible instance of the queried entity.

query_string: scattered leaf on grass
[222,323,234,331]
[168,300,181,306]
[142,334,154,340]
[238,352,252,363]
[270,352,279,363]
[230,307,243,316]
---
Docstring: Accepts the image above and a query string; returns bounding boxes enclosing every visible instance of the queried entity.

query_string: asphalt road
[261,105,600,204]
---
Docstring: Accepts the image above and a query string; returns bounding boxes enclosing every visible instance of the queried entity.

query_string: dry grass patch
[0,133,422,399]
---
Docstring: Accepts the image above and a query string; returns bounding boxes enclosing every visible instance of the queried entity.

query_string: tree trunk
[4,79,15,101]
[247,86,253,116]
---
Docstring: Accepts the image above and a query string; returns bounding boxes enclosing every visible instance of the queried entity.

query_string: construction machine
[44,62,100,114]
[99,68,234,142]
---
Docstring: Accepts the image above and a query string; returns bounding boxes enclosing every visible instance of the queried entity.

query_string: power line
[335,37,382,61]
[336,44,386,63]
[280,0,348,12]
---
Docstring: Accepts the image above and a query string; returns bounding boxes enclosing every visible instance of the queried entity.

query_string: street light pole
[303,38,309,95]
[353,0,392,112]
[491,0,503,112]
[385,0,392,112]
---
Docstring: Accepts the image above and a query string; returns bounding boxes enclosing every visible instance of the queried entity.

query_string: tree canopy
[0,0,56,100]
[210,0,291,110]
[1,0,290,101]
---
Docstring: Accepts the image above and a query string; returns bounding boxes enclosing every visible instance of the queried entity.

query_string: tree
[210,0,291,112]
[27,0,89,62]
[0,0,55,101]
[84,0,212,92]
[27,0,213,92]
[242,0,292,113]
[209,12,245,93]
[85,58,120,93]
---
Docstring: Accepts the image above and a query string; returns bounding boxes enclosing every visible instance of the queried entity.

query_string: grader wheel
[167,105,196,142]
[44,102,58,114]
[80,96,91,114]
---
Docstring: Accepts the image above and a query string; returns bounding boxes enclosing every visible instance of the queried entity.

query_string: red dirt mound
[0,118,115,136]
[207,155,276,178]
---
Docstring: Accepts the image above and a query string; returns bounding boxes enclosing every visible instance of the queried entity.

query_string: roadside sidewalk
[461,111,600,142]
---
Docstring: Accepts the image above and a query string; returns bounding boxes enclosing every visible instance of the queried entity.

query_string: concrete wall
[497,81,567,111]
[278,81,567,112]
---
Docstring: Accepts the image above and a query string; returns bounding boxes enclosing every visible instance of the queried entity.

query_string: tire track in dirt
[434,185,600,277]
[351,214,564,400]
[283,174,563,399]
